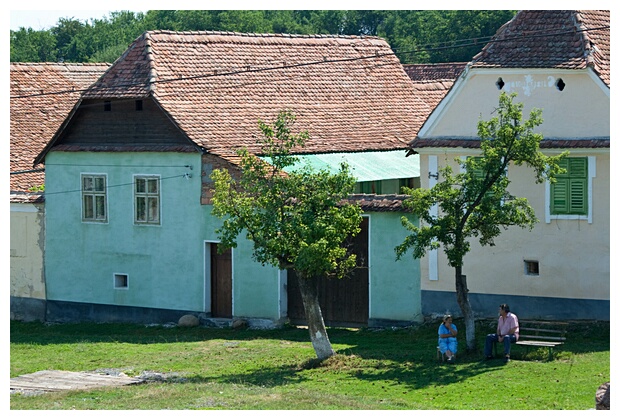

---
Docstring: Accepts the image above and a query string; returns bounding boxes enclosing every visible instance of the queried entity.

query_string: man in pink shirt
[484,303,519,362]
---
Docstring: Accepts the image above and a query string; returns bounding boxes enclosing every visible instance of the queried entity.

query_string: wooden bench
[494,320,568,360]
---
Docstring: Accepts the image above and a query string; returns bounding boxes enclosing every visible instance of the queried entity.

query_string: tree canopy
[210,110,363,360]
[396,92,568,350]
[10,10,516,64]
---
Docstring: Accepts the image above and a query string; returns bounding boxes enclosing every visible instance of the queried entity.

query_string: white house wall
[10,202,46,321]
[422,69,610,139]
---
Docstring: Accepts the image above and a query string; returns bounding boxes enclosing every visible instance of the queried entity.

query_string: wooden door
[287,217,369,327]
[211,244,232,318]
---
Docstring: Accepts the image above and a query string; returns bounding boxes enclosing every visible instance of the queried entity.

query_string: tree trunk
[455,265,477,351]
[296,272,335,360]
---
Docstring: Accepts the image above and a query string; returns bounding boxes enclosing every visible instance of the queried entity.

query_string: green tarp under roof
[264,150,419,182]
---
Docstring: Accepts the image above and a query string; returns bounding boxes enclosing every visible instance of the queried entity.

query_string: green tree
[51,18,90,62]
[396,92,567,350]
[211,110,362,360]
[10,10,516,65]
[88,11,147,62]
[10,28,58,62]
[381,10,516,64]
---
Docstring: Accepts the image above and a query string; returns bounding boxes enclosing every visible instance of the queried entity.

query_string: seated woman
[438,314,458,363]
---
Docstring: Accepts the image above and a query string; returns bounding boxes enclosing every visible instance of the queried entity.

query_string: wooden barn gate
[287,217,369,327]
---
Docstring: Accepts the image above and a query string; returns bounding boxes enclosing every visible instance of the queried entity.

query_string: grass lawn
[10,319,609,410]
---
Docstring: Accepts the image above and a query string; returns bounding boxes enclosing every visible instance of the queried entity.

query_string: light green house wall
[45,151,282,319]
[367,212,422,324]
[44,151,421,326]
[45,151,210,312]
[227,234,282,320]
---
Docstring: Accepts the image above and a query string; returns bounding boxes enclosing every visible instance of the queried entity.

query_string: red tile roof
[10,63,109,194]
[77,31,433,161]
[403,62,467,115]
[403,62,467,82]
[472,10,610,87]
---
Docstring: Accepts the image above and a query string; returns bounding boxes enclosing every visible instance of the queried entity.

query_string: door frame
[203,240,234,316]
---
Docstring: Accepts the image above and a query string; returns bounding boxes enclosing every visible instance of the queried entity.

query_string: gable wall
[425,70,609,139]
[59,99,191,146]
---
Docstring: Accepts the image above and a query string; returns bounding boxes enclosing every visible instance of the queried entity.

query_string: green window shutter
[467,157,498,206]
[556,158,569,177]
[568,157,588,178]
[551,157,588,215]
[551,179,569,214]
[470,157,485,180]
[569,179,587,215]
[472,168,485,181]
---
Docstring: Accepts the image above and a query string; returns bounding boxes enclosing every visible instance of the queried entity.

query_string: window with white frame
[82,174,107,222]
[114,273,128,289]
[135,176,160,224]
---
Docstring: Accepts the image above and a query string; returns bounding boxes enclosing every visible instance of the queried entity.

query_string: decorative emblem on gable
[502,75,557,97]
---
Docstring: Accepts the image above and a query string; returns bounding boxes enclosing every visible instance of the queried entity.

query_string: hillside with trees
[10,10,516,64]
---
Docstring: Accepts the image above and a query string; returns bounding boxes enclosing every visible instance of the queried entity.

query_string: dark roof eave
[48,144,201,153]
[408,138,610,151]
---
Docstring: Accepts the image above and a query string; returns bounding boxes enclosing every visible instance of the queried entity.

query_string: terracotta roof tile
[403,62,467,82]
[10,63,109,192]
[472,10,610,87]
[80,31,433,161]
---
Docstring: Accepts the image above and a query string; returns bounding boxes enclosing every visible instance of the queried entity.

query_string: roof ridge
[144,29,383,41]
[10,62,110,68]
[144,32,157,95]
[574,10,609,81]
[571,11,593,67]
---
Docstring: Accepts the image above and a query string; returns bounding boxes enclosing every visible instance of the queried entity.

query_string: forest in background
[10,10,516,65]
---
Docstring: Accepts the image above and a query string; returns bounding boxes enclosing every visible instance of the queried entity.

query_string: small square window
[114,274,128,289]
[524,260,539,276]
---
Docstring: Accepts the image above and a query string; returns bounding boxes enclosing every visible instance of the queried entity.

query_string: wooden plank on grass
[10,370,144,393]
